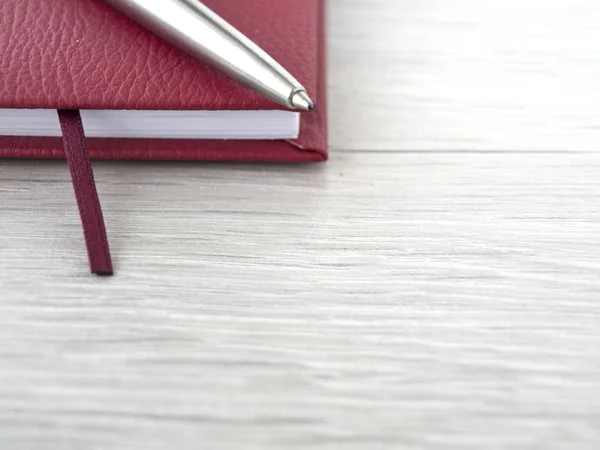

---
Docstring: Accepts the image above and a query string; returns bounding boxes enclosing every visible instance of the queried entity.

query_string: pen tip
[291,91,315,111]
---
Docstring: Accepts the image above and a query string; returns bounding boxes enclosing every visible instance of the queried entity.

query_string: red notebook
[0,0,327,275]
[0,0,327,162]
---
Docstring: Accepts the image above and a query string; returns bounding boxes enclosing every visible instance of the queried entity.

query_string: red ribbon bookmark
[58,110,113,276]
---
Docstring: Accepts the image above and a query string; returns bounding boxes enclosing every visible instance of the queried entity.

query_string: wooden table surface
[2,1,600,448]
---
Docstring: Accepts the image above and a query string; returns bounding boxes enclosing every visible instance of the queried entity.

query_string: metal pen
[102,0,315,111]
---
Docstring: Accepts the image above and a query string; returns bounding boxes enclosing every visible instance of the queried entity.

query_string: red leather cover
[0,0,327,162]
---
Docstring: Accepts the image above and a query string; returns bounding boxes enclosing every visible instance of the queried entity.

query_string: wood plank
[329,0,600,150]
[1,153,599,448]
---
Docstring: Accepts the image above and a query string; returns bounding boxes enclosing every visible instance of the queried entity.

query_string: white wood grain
[1,153,600,449]
[2,0,600,448]
[329,0,600,150]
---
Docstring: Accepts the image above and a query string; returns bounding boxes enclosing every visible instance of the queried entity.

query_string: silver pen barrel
[103,0,314,110]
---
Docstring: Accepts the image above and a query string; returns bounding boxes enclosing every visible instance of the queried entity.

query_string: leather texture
[58,110,113,275]
[0,0,327,161]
